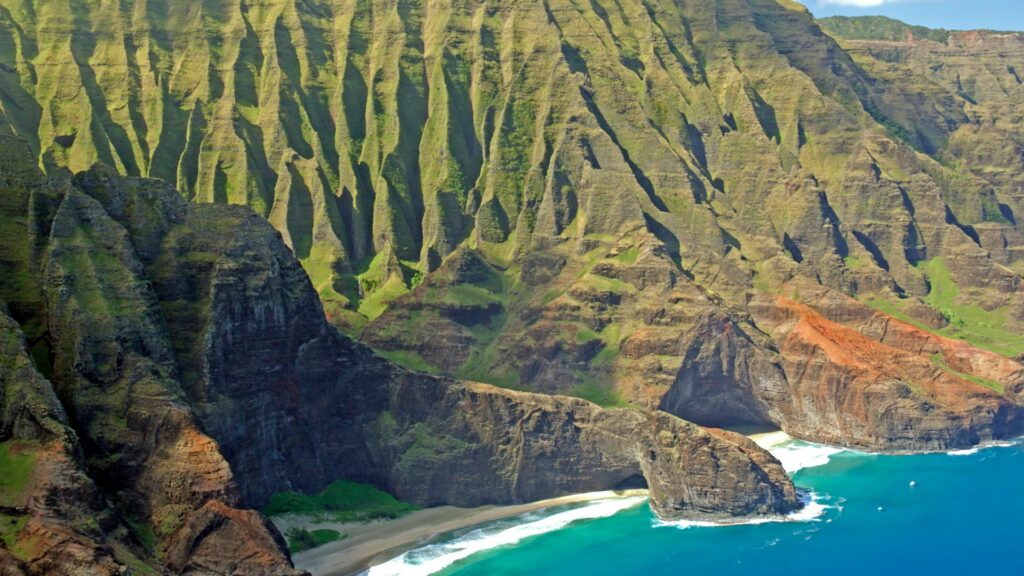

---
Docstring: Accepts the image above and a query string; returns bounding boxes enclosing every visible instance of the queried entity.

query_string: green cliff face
[2,1,1023,425]
[0,138,306,574]
[3,4,1024,569]
[0,132,803,572]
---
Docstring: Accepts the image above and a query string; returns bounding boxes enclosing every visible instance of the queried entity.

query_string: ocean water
[367,435,1024,575]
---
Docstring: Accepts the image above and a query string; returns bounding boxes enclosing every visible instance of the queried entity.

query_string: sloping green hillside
[1,0,1023,399]
[820,15,953,43]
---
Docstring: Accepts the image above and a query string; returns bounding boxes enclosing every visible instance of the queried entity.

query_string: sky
[806,0,1024,31]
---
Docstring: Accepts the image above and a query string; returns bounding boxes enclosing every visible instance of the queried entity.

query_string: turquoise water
[371,439,1024,575]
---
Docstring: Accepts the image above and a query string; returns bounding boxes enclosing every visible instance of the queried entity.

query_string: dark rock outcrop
[371,378,797,519]
[0,307,127,576]
[74,168,796,520]
[658,314,785,429]
[1,151,306,574]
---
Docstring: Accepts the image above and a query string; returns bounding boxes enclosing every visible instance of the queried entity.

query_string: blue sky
[806,0,1024,31]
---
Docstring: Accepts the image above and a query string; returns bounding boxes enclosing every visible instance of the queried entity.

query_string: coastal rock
[372,378,798,519]
[108,171,799,520]
[660,284,1024,451]
[657,314,786,429]
[164,501,299,576]
[758,295,1024,450]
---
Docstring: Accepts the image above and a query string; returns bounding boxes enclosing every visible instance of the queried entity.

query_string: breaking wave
[948,439,1018,456]
[751,431,847,473]
[654,490,832,530]
[363,495,648,576]
[362,433,854,575]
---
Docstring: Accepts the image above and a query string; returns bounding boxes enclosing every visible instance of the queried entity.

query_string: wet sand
[275,490,644,576]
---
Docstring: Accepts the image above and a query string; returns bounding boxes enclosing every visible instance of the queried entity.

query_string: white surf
[750,431,847,473]
[364,494,647,576]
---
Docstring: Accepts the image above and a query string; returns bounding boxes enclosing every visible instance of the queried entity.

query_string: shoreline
[276,490,646,576]
[278,430,796,576]
[280,432,1023,575]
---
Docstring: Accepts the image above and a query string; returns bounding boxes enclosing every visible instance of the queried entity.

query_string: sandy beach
[274,490,645,576]
[276,431,790,575]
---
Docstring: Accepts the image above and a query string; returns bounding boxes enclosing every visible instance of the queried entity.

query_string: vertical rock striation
[0,142,799,569]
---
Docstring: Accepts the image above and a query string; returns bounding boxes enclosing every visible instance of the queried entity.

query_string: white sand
[275,490,645,576]
[279,430,811,575]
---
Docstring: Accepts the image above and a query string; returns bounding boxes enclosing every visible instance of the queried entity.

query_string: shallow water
[367,437,1024,575]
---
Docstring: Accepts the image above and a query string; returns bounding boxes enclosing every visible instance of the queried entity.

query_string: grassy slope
[284,528,346,553]
[0,442,36,506]
[0,441,37,555]
[929,353,1005,394]
[262,480,418,523]
[917,259,1024,357]
[866,258,1024,358]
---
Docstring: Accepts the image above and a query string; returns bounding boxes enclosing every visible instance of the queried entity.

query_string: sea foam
[654,490,830,530]
[948,439,1018,456]
[751,431,846,473]
[364,494,648,576]
[364,434,846,575]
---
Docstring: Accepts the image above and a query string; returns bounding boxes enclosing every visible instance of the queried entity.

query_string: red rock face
[749,287,1024,450]
[165,501,299,576]
[1,443,124,576]
[657,281,1024,452]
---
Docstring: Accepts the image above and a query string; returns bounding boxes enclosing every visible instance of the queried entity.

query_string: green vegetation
[864,259,1024,358]
[574,274,634,294]
[109,542,160,575]
[358,277,411,321]
[262,480,418,523]
[285,528,346,553]
[0,442,37,506]
[300,244,354,323]
[571,379,629,407]
[917,259,1024,357]
[436,284,502,307]
[819,16,952,43]
[124,515,156,552]
[576,326,600,343]
[0,512,27,557]
[864,297,922,328]
[823,15,1012,44]
[929,353,1005,394]
[843,255,866,271]
[455,339,522,390]
[377,349,439,374]
[612,247,641,265]
[400,424,472,466]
